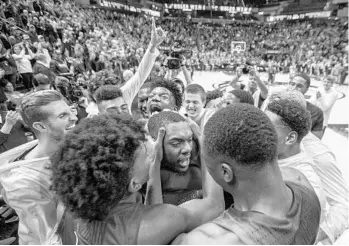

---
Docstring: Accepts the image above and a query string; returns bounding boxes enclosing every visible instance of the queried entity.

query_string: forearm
[181,66,193,85]
[255,76,268,98]
[121,43,159,105]
[145,158,163,205]
[0,122,14,135]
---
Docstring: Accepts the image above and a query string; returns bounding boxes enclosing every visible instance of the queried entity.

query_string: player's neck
[278,144,301,160]
[25,137,59,160]
[230,164,292,217]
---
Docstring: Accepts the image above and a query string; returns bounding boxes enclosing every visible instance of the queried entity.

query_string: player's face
[184,93,205,119]
[288,76,308,95]
[162,122,193,174]
[147,87,176,116]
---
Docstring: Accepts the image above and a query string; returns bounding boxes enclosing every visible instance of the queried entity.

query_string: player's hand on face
[154,127,166,163]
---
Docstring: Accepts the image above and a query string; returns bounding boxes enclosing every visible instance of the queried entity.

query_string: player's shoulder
[179,222,242,245]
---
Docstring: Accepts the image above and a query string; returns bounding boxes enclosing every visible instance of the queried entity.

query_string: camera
[167,51,182,70]
[159,45,192,70]
[241,60,255,74]
[56,79,84,104]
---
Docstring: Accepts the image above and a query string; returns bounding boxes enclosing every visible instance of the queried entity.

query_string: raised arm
[250,68,268,99]
[121,18,166,107]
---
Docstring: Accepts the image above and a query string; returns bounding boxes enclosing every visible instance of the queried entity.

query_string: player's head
[184,84,206,119]
[19,90,77,141]
[205,89,223,108]
[322,75,335,91]
[148,111,199,174]
[223,90,254,106]
[94,85,129,116]
[288,73,311,95]
[147,79,182,116]
[51,114,154,221]
[265,99,311,159]
[203,104,278,192]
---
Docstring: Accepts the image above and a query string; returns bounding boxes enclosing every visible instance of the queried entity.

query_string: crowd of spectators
[0,0,348,95]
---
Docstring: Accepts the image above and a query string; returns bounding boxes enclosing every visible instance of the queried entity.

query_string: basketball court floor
[191,71,349,185]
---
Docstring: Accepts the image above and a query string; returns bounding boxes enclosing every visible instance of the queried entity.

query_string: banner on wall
[99,0,160,16]
[267,11,331,21]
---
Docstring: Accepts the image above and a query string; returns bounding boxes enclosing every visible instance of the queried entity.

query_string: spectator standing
[309,76,339,133]
[12,43,34,90]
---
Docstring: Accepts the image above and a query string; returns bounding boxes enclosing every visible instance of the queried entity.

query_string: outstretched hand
[150,17,166,47]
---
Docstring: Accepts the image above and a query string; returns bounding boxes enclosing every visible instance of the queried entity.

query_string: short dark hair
[50,114,146,221]
[230,90,254,105]
[267,99,311,142]
[294,73,311,88]
[95,85,123,104]
[150,79,183,109]
[205,89,223,107]
[185,84,206,102]
[88,70,122,100]
[204,104,278,169]
[147,111,186,140]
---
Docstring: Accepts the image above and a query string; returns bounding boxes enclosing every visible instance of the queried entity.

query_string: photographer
[164,52,193,87]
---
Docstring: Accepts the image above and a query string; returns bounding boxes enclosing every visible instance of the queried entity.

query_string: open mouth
[65,124,76,131]
[177,156,191,169]
[187,109,196,115]
[149,104,162,116]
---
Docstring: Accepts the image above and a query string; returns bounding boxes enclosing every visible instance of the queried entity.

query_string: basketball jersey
[211,182,321,245]
[77,201,147,245]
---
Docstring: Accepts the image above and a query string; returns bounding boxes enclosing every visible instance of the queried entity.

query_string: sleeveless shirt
[212,182,321,245]
[77,201,147,245]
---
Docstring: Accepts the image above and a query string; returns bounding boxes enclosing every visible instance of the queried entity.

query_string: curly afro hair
[94,85,123,104]
[147,111,186,140]
[204,104,278,170]
[88,70,122,100]
[205,89,223,107]
[50,113,146,221]
[266,99,311,142]
[149,79,183,110]
[230,90,254,105]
